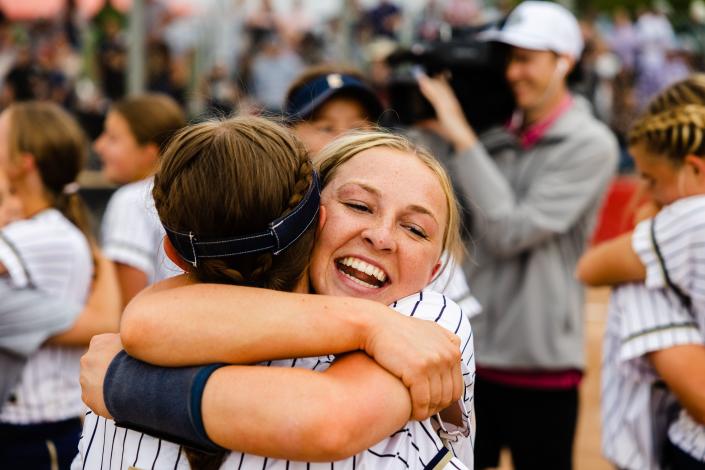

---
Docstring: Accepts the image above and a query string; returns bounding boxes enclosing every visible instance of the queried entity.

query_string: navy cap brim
[286,74,383,123]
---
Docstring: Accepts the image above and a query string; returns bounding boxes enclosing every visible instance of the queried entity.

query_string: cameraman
[417,2,618,469]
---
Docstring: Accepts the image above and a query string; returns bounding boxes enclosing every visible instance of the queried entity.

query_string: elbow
[575,256,597,286]
[692,406,705,427]
[284,393,365,461]
[575,252,610,287]
[307,422,358,461]
[119,304,157,357]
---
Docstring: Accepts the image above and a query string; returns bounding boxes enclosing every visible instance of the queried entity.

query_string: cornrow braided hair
[629,104,705,163]
[629,74,705,164]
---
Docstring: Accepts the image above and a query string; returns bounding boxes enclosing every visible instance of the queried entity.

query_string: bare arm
[121,278,462,419]
[202,352,412,460]
[50,251,122,346]
[115,262,148,308]
[649,344,705,425]
[575,232,646,287]
[81,335,451,460]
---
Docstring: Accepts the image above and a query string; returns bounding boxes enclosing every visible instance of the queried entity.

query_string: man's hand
[416,73,478,152]
[80,333,123,418]
[363,314,463,421]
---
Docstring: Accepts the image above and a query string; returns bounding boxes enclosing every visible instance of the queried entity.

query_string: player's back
[0,208,93,423]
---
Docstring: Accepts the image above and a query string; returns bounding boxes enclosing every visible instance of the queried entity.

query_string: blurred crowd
[2,0,704,155]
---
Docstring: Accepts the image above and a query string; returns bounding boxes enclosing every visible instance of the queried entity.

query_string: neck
[522,86,569,127]
[15,176,51,218]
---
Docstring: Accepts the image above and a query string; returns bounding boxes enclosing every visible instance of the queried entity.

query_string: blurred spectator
[609,8,638,73]
[96,14,127,101]
[443,0,482,30]
[635,7,678,108]
[246,0,280,48]
[248,31,304,113]
[364,0,401,39]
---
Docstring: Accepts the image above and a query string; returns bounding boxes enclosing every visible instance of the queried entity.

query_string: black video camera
[385,27,515,135]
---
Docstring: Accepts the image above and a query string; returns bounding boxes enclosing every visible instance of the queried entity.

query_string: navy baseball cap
[284,73,384,123]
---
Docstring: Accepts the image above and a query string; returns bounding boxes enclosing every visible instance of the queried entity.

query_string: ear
[684,155,705,175]
[11,152,36,176]
[162,235,193,272]
[430,260,443,281]
[143,142,161,161]
[557,56,574,76]
[317,204,327,232]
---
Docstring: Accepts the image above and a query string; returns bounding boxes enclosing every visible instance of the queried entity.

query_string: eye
[343,201,371,213]
[404,224,429,239]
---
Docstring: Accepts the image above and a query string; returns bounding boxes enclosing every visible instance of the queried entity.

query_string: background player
[577,75,705,468]
[0,102,119,469]
[95,93,186,306]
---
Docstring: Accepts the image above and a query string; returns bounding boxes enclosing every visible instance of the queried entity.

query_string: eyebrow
[338,182,440,224]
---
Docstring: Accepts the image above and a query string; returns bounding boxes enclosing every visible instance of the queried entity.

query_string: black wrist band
[104,351,225,453]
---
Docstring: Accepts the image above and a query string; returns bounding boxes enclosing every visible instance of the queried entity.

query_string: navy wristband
[104,351,225,453]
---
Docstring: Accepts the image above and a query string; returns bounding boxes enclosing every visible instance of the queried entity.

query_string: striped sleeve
[101,180,161,280]
[393,291,476,447]
[0,229,31,288]
[632,195,705,304]
[612,284,702,371]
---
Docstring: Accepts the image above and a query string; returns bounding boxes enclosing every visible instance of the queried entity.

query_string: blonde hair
[314,130,464,266]
[629,74,705,164]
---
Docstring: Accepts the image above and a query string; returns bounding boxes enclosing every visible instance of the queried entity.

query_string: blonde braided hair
[629,74,705,164]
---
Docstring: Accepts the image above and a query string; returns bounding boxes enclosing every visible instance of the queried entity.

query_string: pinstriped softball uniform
[74,291,475,469]
[101,178,180,284]
[0,209,93,423]
[632,195,705,462]
[601,284,700,469]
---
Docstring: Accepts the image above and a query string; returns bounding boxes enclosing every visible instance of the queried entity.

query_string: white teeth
[341,271,379,289]
[339,257,388,283]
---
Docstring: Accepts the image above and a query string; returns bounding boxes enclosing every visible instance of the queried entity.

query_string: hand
[363,313,463,421]
[80,333,123,418]
[416,72,477,151]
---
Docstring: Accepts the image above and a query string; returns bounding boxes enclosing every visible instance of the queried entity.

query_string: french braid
[629,75,705,164]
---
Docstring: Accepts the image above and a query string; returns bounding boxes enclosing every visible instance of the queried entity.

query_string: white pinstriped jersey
[427,255,482,320]
[101,178,180,284]
[75,290,475,469]
[601,284,701,469]
[631,194,705,463]
[0,209,93,423]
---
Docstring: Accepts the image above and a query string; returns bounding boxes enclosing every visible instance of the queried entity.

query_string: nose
[362,224,397,252]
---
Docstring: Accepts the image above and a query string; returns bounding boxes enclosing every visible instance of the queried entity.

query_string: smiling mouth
[335,257,388,289]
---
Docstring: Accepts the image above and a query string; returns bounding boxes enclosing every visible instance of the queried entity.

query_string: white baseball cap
[481,1,584,59]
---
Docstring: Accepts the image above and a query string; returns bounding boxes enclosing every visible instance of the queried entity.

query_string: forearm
[121,282,391,366]
[649,345,705,425]
[48,305,120,346]
[50,255,122,346]
[202,353,411,460]
[575,232,646,287]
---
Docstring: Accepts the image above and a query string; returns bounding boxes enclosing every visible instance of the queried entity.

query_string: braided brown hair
[153,116,317,468]
[628,74,705,165]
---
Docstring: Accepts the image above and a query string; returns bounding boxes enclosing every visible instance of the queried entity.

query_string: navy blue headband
[164,171,320,268]
[285,73,382,122]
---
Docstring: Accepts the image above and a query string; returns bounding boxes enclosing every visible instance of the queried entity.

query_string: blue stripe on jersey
[434,296,447,322]
[82,413,100,470]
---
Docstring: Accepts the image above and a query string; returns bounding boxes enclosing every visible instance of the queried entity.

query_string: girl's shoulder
[391,290,471,338]
[2,208,86,245]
